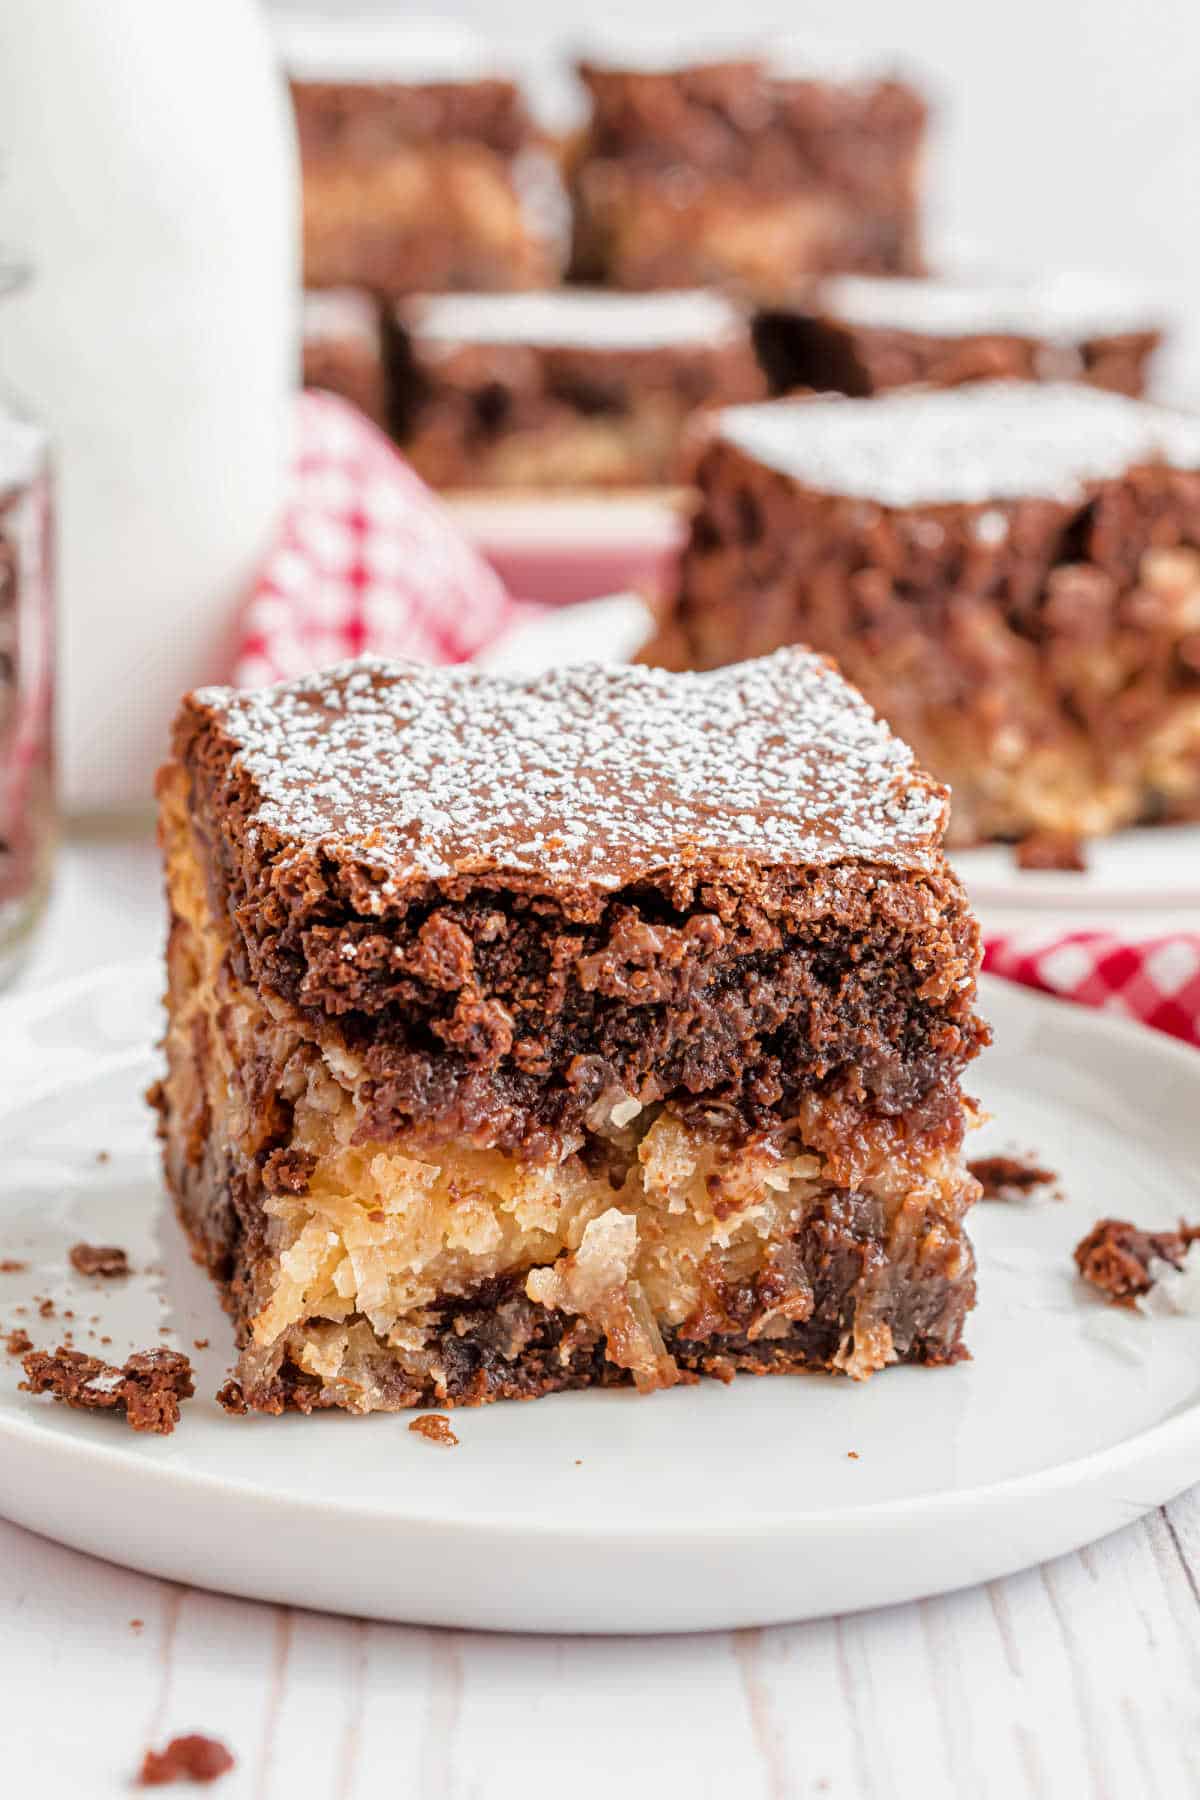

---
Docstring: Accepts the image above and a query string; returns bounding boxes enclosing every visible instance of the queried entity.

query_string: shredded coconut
[194,647,947,887]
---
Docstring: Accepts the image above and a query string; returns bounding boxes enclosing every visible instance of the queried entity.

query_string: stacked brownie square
[301,291,389,431]
[754,272,1164,399]
[156,651,986,1413]
[656,383,1200,844]
[281,17,565,295]
[387,289,766,489]
[568,42,927,295]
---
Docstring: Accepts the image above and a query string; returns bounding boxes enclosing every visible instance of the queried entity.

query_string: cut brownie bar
[754,272,1165,399]
[155,651,986,1414]
[658,383,1200,844]
[387,289,766,490]
[279,16,565,295]
[568,42,926,295]
[301,291,389,430]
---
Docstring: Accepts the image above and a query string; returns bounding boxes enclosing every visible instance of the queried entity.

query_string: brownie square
[280,17,565,295]
[754,273,1165,399]
[387,288,766,489]
[301,291,389,430]
[156,651,985,1413]
[657,383,1200,844]
[568,48,927,295]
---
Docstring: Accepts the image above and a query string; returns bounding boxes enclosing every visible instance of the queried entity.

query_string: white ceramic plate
[484,592,1200,912]
[1,963,1199,1634]
[951,827,1200,911]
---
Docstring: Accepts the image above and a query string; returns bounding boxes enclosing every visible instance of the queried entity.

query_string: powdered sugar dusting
[195,648,947,888]
[718,383,1200,507]
[817,271,1164,342]
[407,288,744,352]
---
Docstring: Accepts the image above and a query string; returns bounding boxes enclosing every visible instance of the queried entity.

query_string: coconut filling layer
[160,778,976,1398]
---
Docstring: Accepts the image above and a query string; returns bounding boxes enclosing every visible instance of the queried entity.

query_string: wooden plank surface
[4,1495,1200,1797]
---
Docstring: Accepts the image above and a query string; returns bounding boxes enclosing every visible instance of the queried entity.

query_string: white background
[270,0,1200,390]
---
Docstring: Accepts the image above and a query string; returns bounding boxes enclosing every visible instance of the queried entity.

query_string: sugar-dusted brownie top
[302,289,381,349]
[812,272,1165,343]
[403,289,750,354]
[717,382,1200,507]
[185,649,949,891]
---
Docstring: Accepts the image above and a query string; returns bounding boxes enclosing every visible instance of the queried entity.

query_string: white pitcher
[0,0,299,811]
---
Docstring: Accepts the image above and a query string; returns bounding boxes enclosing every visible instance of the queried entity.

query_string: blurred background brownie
[387,288,766,489]
[567,37,927,295]
[300,290,388,429]
[279,15,567,294]
[653,382,1200,844]
[754,271,1165,399]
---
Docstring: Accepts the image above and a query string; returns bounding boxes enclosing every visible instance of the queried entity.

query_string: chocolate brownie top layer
[404,288,747,351]
[188,650,949,891]
[813,272,1165,342]
[717,383,1200,507]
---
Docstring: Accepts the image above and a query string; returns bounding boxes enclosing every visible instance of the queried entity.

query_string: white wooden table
[5,834,1200,1799]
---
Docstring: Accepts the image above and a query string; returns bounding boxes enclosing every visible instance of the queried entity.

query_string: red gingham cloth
[237,394,1200,1049]
[984,929,1200,1047]
[233,392,536,687]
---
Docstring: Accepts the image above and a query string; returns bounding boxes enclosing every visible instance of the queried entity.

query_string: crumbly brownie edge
[160,742,986,1158]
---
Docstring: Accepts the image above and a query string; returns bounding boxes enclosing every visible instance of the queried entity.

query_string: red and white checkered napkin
[239,392,1200,1050]
[233,392,536,687]
[984,926,1200,1048]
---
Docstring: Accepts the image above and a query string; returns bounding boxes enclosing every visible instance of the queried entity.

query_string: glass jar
[0,268,54,987]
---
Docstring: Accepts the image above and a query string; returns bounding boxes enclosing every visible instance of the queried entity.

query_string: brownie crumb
[130,1618,144,1631]
[4,1327,32,1356]
[0,1259,28,1274]
[69,1242,130,1279]
[136,1734,234,1786]
[215,1378,248,1415]
[37,1297,55,1318]
[96,1149,111,1164]
[1074,1218,1200,1306]
[1016,831,1088,873]
[970,1154,1057,1200]
[21,1346,195,1435]
[409,1412,459,1447]
[262,1147,318,1197]
[193,1339,209,1351]
[847,1450,860,1460]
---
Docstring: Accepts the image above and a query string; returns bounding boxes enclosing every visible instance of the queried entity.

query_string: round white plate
[1,964,1199,1634]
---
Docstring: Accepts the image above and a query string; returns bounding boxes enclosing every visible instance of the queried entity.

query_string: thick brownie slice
[156,651,986,1413]
[754,272,1165,399]
[568,44,926,294]
[657,383,1200,844]
[387,288,765,489]
[279,16,565,294]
